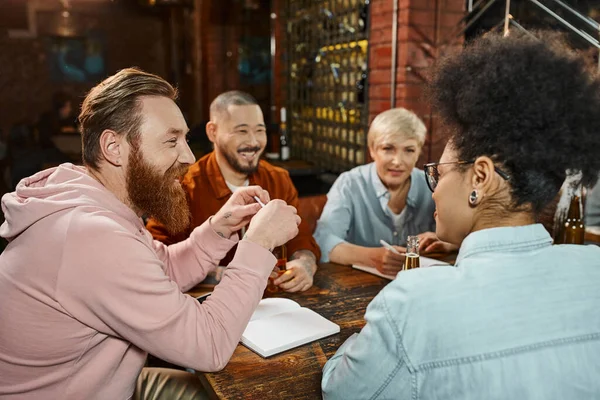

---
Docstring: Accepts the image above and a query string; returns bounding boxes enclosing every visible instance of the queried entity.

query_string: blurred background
[0,0,599,199]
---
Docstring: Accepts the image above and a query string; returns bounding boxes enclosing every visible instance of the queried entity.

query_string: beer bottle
[266,244,287,293]
[279,108,290,161]
[358,0,370,33]
[563,195,585,244]
[404,236,420,270]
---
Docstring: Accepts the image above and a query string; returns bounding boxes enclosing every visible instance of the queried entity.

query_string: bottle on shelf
[358,0,370,33]
[356,62,367,105]
[403,235,420,271]
[279,107,290,161]
[320,7,335,32]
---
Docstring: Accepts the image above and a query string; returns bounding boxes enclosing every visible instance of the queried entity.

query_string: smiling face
[210,104,267,175]
[124,96,195,234]
[369,134,420,190]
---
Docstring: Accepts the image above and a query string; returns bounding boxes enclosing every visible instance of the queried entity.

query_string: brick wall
[368,0,465,165]
[202,0,241,119]
[200,0,271,124]
[0,2,168,134]
[272,0,286,124]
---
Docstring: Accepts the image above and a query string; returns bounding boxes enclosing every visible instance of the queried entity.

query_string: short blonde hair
[367,108,427,149]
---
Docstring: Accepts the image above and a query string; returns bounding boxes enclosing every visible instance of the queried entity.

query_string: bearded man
[0,68,301,399]
[147,91,320,293]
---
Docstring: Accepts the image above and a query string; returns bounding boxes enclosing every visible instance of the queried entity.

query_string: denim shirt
[585,181,600,227]
[322,224,600,400]
[314,163,435,262]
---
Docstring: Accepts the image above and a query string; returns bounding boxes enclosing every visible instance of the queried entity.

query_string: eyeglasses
[423,160,511,193]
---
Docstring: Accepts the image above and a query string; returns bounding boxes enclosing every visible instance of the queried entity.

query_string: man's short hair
[209,91,258,122]
[79,67,177,169]
[367,108,427,149]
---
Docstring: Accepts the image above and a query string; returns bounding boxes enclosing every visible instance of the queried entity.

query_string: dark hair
[79,67,177,169]
[209,90,258,121]
[430,32,600,214]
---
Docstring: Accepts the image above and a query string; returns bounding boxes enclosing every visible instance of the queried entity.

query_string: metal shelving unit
[285,0,370,173]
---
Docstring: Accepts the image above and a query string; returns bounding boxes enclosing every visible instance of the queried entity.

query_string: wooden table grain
[196,262,390,400]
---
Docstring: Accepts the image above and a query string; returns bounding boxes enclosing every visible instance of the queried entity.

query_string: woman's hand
[417,231,458,254]
[371,246,406,276]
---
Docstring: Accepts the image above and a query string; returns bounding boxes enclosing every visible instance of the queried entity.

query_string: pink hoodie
[0,164,276,399]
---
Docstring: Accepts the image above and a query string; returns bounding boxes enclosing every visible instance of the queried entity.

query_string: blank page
[241,307,340,357]
[353,257,450,280]
[249,297,300,322]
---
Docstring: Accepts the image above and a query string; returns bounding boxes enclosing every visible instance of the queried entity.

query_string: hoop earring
[469,189,479,206]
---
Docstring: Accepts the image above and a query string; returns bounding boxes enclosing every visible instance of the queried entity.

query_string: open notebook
[353,256,450,280]
[241,298,340,358]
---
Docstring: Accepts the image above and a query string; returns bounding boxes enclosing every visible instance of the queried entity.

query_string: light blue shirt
[585,181,600,227]
[314,163,435,262]
[322,224,600,399]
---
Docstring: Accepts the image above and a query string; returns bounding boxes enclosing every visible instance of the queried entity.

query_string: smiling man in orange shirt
[147,91,320,292]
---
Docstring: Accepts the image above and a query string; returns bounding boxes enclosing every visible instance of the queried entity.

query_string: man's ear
[98,129,124,167]
[206,121,217,144]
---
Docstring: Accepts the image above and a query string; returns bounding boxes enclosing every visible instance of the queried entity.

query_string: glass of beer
[265,244,287,294]
[404,236,420,270]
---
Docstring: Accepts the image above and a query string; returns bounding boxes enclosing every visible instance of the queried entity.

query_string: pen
[253,196,266,208]
[379,239,403,256]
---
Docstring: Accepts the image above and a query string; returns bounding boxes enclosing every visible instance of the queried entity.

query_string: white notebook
[353,256,450,280]
[241,298,340,358]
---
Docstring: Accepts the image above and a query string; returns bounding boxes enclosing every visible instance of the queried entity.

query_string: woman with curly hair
[322,32,600,399]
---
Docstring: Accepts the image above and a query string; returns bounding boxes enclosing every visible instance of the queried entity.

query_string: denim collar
[370,163,418,208]
[455,224,553,265]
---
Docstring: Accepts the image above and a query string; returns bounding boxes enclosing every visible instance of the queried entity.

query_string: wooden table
[196,262,389,400]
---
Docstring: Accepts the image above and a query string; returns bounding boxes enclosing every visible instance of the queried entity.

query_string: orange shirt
[146,152,321,265]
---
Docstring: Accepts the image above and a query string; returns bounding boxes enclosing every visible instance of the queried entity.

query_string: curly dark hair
[430,31,600,214]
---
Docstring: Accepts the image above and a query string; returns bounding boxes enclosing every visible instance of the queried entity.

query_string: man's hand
[417,231,458,254]
[371,246,406,276]
[244,200,301,250]
[211,186,270,238]
[273,250,317,292]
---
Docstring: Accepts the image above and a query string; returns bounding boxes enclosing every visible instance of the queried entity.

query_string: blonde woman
[314,108,455,275]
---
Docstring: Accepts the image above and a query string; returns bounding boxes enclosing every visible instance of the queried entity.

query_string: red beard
[126,146,191,235]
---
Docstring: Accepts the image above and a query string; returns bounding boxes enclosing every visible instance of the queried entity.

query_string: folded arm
[314,176,354,263]
[327,242,378,266]
[314,182,406,271]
